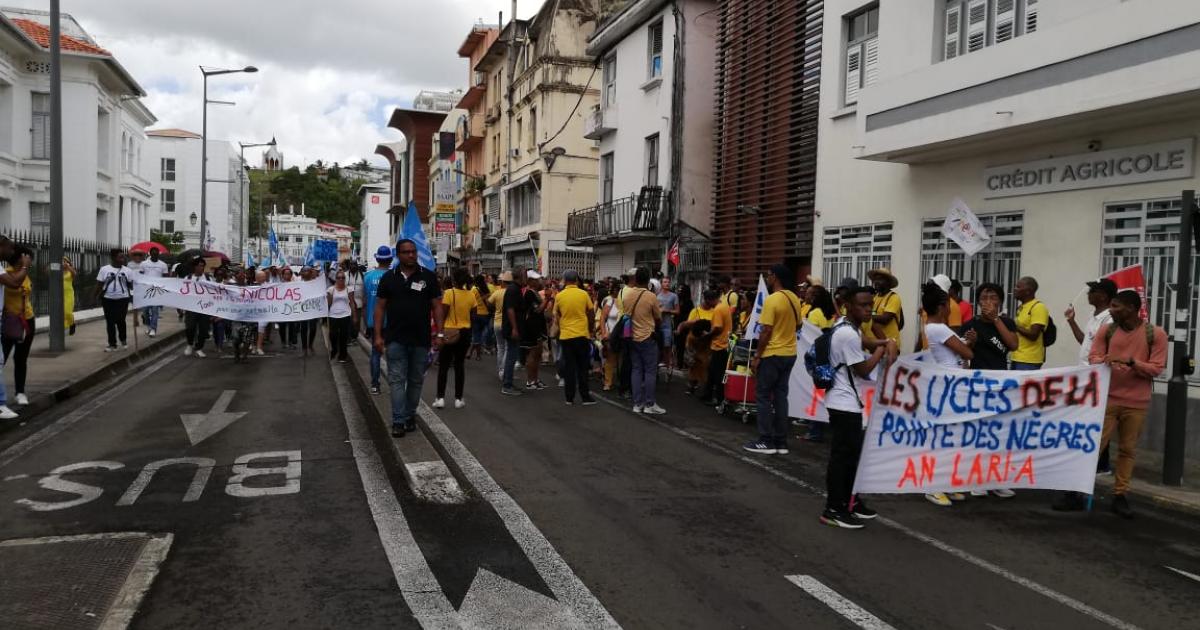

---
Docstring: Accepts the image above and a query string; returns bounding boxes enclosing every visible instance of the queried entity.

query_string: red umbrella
[203,250,231,263]
[129,241,169,254]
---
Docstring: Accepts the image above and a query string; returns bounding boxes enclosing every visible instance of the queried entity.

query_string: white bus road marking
[179,389,247,445]
[593,392,1143,630]
[0,347,182,469]
[785,575,896,630]
[1164,565,1200,584]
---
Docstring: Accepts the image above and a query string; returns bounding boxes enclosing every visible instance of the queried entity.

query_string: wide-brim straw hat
[867,267,899,290]
[498,270,514,282]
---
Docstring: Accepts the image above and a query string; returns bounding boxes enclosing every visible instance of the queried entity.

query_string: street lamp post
[200,65,257,251]
[239,137,275,262]
[47,0,64,352]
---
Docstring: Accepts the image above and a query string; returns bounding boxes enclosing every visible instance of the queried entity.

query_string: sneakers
[432,398,445,409]
[184,346,193,357]
[105,346,118,352]
[534,380,548,390]
[557,377,565,388]
[742,439,777,455]
[15,393,29,406]
[580,397,598,406]
[370,385,381,395]
[120,344,128,351]
[500,386,524,396]
[643,404,666,415]
[991,488,1015,499]
[565,400,574,406]
[925,492,952,507]
[253,348,264,356]
[1111,495,1134,519]
[391,424,406,438]
[632,405,644,413]
[194,350,207,358]
[819,508,864,530]
[0,406,18,420]
[1051,492,1086,512]
[454,399,465,409]
[970,490,988,497]
[851,499,878,520]
[148,330,156,338]
[948,492,967,501]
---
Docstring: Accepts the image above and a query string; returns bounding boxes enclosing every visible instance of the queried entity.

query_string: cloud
[3,0,538,167]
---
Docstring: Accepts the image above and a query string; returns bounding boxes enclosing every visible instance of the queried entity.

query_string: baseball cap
[1086,277,1118,298]
[527,270,543,280]
[930,274,952,294]
[374,245,393,260]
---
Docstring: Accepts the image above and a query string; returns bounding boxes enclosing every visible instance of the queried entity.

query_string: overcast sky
[6,0,539,167]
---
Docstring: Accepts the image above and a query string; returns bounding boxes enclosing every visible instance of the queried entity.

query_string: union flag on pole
[667,239,681,267]
[1105,264,1149,319]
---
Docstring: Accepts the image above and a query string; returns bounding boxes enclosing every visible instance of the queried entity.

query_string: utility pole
[1163,190,1198,486]
[505,1,516,266]
[47,0,64,353]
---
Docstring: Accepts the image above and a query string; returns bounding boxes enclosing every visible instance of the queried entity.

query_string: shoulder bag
[443,290,462,345]
[1,292,27,343]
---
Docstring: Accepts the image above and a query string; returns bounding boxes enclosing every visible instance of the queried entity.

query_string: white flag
[942,198,991,257]
[743,275,769,341]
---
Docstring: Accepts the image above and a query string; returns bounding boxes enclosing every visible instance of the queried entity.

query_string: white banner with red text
[133,277,329,322]
[787,322,879,423]
[852,356,1111,495]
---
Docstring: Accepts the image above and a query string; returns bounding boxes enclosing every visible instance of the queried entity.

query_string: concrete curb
[1092,474,1200,519]
[346,336,467,504]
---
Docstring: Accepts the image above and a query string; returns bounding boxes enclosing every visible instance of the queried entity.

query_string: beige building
[478,0,603,276]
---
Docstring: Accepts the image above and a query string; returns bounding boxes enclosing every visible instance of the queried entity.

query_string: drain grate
[0,533,162,630]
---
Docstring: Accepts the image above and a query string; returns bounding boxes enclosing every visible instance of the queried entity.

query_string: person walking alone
[327,270,357,363]
[362,247,392,393]
[374,239,443,437]
[622,267,664,414]
[555,269,596,405]
[745,265,803,455]
[96,249,136,352]
[433,268,473,409]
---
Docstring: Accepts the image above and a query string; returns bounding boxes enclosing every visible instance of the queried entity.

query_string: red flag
[1105,264,1149,319]
[667,239,680,266]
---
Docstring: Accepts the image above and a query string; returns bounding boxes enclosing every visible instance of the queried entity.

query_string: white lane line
[330,365,460,628]
[592,392,1143,630]
[417,401,622,629]
[1164,565,1200,584]
[785,575,895,630]
[0,344,183,469]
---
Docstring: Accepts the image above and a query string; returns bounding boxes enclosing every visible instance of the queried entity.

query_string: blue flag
[303,242,317,268]
[268,228,280,257]
[244,251,257,268]
[400,201,436,270]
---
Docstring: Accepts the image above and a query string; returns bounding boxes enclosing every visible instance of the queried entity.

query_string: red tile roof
[147,128,202,139]
[10,18,110,56]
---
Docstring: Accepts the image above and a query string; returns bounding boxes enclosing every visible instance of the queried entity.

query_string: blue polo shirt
[363,268,387,328]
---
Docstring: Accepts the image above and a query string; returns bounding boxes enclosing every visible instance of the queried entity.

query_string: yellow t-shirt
[554,286,594,340]
[710,303,733,351]
[799,302,813,321]
[688,306,714,322]
[489,288,506,327]
[471,286,490,316]
[807,307,832,330]
[1013,299,1050,364]
[3,266,32,319]
[442,288,475,330]
[721,291,740,311]
[948,297,962,328]
[866,291,902,343]
[759,290,802,357]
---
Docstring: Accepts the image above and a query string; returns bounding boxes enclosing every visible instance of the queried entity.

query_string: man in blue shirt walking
[363,246,392,395]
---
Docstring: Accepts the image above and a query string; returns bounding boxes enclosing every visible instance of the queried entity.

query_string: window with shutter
[993,0,1016,43]
[1023,0,1038,34]
[862,37,879,88]
[944,5,962,60]
[648,21,663,79]
[966,0,987,52]
[30,92,49,160]
[603,55,616,109]
[844,47,862,105]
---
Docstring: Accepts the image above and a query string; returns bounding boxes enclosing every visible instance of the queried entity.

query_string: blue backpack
[804,321,859,394]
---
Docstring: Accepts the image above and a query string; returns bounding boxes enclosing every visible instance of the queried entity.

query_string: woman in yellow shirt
[805,286,836,330]
[469,275,491,361]
[3,249,36,406]
[435,268,476,409]
[677,291,718,395]
[63,256,77,334]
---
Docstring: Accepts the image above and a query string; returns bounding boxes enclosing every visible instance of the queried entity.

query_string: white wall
[360,186,391,259]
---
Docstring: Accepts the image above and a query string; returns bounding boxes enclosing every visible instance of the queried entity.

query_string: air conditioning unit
[510,148,521,158]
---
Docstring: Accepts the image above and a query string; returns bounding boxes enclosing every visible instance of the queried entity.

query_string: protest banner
[853,356,1111,495]
[133,276,329,322]
[313,239,339,262]
[942,198,991,256]
[787,322,878,423]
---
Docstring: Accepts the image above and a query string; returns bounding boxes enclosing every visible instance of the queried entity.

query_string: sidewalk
[2,311,185,424]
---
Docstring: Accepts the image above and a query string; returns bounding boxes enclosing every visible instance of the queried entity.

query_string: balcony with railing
[567,188,671,245]
[583,104,616,140]
[456,112,485,151]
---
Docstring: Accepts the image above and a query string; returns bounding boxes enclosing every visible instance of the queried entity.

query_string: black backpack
[804,321,860,407]
[1031,301,1058,347]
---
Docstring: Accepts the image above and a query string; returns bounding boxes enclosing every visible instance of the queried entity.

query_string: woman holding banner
[921,277,978,508]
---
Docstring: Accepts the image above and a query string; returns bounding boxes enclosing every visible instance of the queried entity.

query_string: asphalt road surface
[1,343,1198,629]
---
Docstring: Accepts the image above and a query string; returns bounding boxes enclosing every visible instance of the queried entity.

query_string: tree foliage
[248,164,367,236]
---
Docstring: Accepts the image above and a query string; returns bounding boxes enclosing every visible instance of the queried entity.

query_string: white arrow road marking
[1164,565,1200,584]
[180,390,247,446]
[786,575,895,630]
[458,568,584,630]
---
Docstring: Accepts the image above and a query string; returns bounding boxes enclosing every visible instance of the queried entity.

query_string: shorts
[660,322,674,348]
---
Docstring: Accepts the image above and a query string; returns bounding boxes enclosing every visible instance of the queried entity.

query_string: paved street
[2,343,1199,629]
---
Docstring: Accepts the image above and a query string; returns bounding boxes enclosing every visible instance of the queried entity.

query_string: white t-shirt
[826,320,868,412]
[347,274,364,308]
[139,259,169,279]
[925,322,963,368]
[1079,308,1113,365]
[603,296,621,331]
[327,286,353,318]
[96,265,135,299]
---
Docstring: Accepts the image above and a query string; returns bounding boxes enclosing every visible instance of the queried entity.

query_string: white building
[358,182,390,260]
[146,130,244,254]
[0,8,156,245]
[816,0,1200,371]
[573,0,718,282]
[266,208,320,264]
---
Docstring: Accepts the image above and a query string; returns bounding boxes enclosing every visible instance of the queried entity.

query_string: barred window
[821,222,893,285]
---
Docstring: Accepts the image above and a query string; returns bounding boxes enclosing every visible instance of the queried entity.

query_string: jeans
[2,317,34,394]
[370,344,383,388]
[1100,405,1148,495]
[471,314,489,345]
[494,325,506,375]
[502,336,522,388]
[144,305,160,332]
[101,297,130,347]
[436,334,469,399]
[756,355,797,446]
[704,348,729,402]
[1011,361,1042,371]
[386,342,428,428]
[184,311,209,350]
[561,337,592,402]
[826,408,865,511]
[0,352,6,406]
[212,320,228,348]
[630,339,658,407]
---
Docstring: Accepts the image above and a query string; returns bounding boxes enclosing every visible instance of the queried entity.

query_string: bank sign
[983,138,1194,199]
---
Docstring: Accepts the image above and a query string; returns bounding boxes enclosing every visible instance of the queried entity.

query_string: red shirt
[958,299,974,324]
[1089,322,1167,409]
